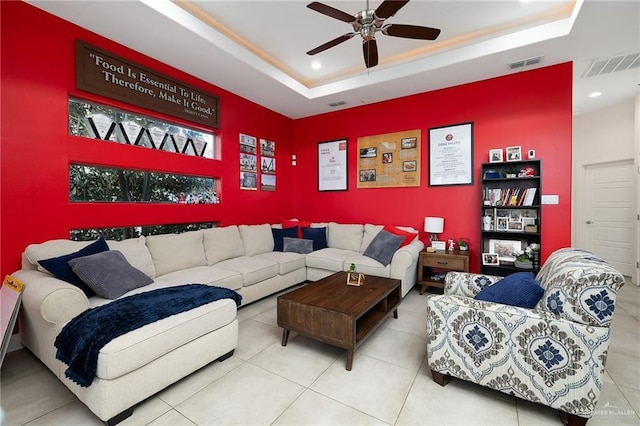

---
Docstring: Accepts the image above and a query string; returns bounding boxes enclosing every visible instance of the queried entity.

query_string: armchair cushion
[474,272,544,308]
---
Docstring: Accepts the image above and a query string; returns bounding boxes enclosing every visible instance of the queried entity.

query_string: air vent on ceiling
[509,56,543,70]
[328,100,347,107]
[582,52,640,78]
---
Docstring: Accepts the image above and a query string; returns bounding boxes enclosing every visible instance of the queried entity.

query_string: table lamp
[424,217,444,244]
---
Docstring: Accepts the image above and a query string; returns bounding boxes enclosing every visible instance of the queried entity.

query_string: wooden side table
[417,249,470,294]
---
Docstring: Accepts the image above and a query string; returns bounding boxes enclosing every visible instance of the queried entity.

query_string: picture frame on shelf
[489,149,503,163]
[431,241,446,251]
[508,220,524,232]
[482,253,499,266]
[496,217,508,231]
[506,146,522,162]
[489,239,521,263]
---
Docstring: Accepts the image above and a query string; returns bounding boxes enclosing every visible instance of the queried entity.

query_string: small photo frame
[403,160,417,172]
[359,169,376,182]
[506,146,522,162]
[401,137,417,149]
[497,217,508,231]
[489,149,503,163]
[347,272,364,286]
[382,152,393,164]
[359,147,377,158]
[431,241,446,251]
[508,220,524,232]
[482,253,500,266]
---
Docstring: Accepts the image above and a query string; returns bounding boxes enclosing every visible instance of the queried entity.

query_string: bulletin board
[357,129,420,188]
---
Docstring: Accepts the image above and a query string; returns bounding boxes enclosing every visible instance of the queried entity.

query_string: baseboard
[8,333,23,353]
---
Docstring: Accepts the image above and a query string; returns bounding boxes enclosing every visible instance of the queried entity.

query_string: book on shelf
[483,187,537,207]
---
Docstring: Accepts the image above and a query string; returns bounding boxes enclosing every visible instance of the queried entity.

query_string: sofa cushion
[96,297,237,380]
[254,251,306,275]
[215,256,279,286]
[38,237,110,297]
[360,224,384,252]
[272,227,298,252]
[306,248,360,272]
[107,236,156,278]
[146,231,206,276]
[475,272,544,308]
[203,226,245,265]
[383,225,418,247]
[26,239,100,271]
[239,224,275,256]
[362,230,404,266]
[155,266,244,291]
[327,223,363,252]
[283,237,313,254]
[69,250,153,299]
[301,227,328,251]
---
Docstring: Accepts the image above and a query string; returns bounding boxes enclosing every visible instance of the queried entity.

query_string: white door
[578,160,636,276]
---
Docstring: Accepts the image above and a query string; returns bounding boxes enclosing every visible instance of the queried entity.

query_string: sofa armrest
[390,240,425,296]
[13,269,90,326]
[443,271,503,298]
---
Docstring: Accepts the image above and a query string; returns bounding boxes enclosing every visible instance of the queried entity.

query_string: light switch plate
[541,195,559,204]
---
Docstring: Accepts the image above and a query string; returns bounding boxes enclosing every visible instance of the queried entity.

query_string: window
[68,98,216,158]
[71,223,215,241]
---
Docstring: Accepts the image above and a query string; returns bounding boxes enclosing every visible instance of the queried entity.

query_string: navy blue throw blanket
[54,284,242,387]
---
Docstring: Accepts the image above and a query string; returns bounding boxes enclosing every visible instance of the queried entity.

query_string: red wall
[0,1,294,278]
[292,64,573,271]
[1,2,572,279]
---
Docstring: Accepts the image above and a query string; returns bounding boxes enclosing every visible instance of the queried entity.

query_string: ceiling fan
[306,0,441,69]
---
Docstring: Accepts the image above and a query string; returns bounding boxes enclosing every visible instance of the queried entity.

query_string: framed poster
[428,122,474,186]
[318,139,348,191]
[357,130,420,189]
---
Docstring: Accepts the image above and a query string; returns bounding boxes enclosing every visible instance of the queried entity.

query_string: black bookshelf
[480,160,542,276]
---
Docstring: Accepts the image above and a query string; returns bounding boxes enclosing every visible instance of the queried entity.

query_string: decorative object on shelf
[503,166,518,178]
[447,239,455,251]
[483,169,501,179]
[346,263,364,286]
[506,146,522,162]
[514,244,540,269]
[424,217,444,245]
[489,149,503,163]
[456,238,469,251]
[482,215,493,231]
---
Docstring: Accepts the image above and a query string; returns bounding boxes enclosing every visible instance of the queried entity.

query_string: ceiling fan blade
[383,24,441,40]
[307,2,355,23]
[374,0,410,19]
[363,39,379,68]
[307,33,355,55]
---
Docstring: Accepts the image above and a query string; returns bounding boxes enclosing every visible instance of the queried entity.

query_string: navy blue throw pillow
[272,226,298,252]
[474,272,544,309]
[302,227,328,251]
[38,237,110,297]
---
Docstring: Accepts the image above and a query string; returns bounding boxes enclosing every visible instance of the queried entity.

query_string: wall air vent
[328,100,347,107]
[508,56,543,70]
[582,52,640,78]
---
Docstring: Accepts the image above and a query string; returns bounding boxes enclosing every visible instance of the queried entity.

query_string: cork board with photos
[357,129,420,188]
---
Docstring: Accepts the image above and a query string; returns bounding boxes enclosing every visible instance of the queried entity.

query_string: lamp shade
[424,217,444,233]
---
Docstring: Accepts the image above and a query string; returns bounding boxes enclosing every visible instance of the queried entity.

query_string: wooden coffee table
[277,272,401,371]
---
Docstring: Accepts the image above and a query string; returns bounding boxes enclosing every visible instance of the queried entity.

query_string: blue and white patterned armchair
[426,248,625,426]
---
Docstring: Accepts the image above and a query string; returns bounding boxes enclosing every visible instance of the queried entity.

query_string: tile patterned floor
[1,280,639,426]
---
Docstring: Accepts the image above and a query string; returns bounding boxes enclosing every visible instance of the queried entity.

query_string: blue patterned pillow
[271,226,298,252]
[38,237,110,297]
[474,272,544,308]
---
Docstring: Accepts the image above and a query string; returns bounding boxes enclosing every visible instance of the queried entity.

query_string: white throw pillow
[239,224,275,256]
[327,223,364,252]
[203,226,245,265]
[146,230,206,276]
[107,236,156,278]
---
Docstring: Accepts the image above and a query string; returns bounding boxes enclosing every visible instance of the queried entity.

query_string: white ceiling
[27,0,640,119]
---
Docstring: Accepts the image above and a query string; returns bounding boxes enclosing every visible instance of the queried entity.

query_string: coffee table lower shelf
[277,272,401,371]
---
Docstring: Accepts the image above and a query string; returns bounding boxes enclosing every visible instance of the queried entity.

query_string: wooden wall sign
[75,41,219,128]
[357,129,420,188]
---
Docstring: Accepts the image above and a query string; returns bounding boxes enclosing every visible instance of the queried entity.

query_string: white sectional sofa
[13,221,423,424]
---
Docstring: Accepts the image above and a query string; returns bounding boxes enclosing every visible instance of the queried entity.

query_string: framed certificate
[428,122,474,186]
[318,139,348,191]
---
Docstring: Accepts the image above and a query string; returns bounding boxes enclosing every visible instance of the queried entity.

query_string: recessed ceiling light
[311,61,321,70]
[589,91,602,98]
